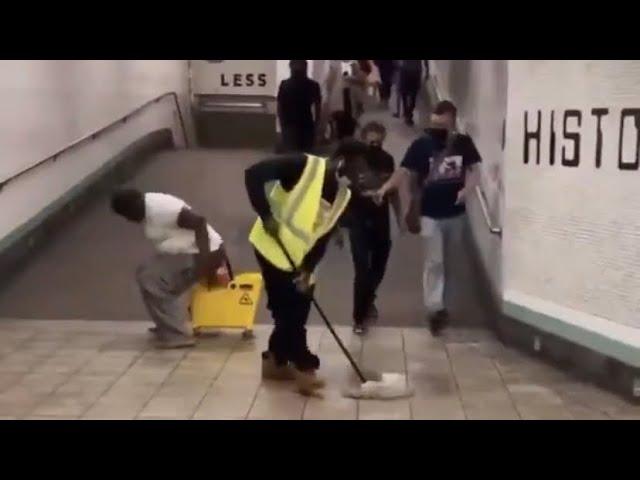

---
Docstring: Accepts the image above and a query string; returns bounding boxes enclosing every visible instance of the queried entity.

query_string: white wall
[430,60,507,296]
[504,60,640,333]
[0,60,189,241]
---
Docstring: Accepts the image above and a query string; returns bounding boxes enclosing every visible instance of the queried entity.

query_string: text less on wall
[523,109,640,170]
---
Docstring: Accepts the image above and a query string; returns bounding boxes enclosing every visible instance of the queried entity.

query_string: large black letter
[549,110,556,166]
[562,110,582,167]
[592,108,609,169]
[233,74,242,87]
[220,74,229,86]
[258,74,267,87]
[618,108,640,171]
[246,73,255,87]
[524,110,541,165]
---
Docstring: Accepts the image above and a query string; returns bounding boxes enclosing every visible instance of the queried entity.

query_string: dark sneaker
[392,112,400,118]
[405,117,415,126]
[428,310,449,337]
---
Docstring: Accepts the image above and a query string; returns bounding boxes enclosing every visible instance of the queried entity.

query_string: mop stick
[273,235,413,400]
[274,236,367,383]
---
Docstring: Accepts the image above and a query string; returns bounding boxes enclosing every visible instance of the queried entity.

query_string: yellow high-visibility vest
[249,154,351,272]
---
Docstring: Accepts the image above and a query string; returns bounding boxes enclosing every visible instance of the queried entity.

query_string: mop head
[342,373,414,400]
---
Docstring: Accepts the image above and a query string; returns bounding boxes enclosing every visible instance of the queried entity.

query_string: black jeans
[400,73,421,121]
[378,67,394,102]
[255,250,319,371]
[281,125,314,153]
[348,223,391,325]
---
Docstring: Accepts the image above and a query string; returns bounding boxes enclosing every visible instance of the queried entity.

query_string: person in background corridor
[245,141,372,395]
[399,60,423,126]
[319,60,347,144]
[110,189,229,349]
[374,100,482,336]
[345,61,370,119]
[341,122,400,335]
[373,60,395,109]
[277,60,322,153]
[392,60,403,118]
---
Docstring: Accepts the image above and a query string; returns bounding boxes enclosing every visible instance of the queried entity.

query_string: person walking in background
[398,60,423,126]
[319,60,347,144]
[374,101,482,336]
[345,61,370,119]
[277,60,322,153]
[392,60,403,118]
[373,60,395,109]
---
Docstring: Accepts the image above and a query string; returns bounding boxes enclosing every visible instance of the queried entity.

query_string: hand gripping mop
[274,236,414,400]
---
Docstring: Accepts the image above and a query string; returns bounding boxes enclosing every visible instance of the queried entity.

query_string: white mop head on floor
[342,373,415,400]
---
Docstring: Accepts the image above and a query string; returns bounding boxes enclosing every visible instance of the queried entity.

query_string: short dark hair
[110,188,144,221]
[434,100,457,116]
[361,121,386,137]
[289,60,308,69]
[331,139,370,163]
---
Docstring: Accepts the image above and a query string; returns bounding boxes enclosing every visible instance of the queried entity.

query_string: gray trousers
[421,215,466,313]
[136,253,198,340]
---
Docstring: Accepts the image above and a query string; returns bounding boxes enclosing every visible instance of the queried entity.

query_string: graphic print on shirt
[424,155,464,186]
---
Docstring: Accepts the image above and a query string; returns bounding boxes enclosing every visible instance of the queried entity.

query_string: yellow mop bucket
[191,272,263,339]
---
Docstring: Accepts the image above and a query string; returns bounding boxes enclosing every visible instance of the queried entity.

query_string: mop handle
[273,236,367,384]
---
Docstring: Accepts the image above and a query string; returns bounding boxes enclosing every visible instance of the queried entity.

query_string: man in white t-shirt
[111,189,228,349]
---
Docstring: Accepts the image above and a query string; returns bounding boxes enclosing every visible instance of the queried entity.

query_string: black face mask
[426,127,449,143]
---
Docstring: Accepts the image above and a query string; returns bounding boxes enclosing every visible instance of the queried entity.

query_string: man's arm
[374,139,423,202]
[312,81,322,127]
[456,136,483,205]
[244,155,306,222]
[301,229,333,273]
[276,81,285,130]
[177,208,225,288]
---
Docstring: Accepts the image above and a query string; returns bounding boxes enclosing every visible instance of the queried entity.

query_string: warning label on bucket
[239,293,253,306]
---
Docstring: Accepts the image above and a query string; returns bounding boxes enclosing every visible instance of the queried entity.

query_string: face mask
[427,128,449,142]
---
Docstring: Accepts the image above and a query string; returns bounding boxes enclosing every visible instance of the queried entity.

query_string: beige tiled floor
[0,320,638,420]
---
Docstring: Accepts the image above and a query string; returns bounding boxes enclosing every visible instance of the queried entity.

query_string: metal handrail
[0,91,188,191]
[475,185,502,236]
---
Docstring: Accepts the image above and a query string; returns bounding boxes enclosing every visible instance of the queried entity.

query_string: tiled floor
[0,320,638,420]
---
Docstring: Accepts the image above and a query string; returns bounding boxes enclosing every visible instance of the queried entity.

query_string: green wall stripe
[504,300,640,368]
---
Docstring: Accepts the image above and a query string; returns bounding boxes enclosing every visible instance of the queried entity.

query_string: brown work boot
[261,352,295,381]
[292,367,326,397]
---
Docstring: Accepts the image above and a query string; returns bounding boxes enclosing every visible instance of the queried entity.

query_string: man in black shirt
[244,141,372,395]
[342,122,398,335]
[399,60,424,126]
[277,60,322,153]
[376,100,482,336]
[373,60,395,109]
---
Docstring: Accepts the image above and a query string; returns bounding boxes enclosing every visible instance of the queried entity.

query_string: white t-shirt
[143,193,223,254]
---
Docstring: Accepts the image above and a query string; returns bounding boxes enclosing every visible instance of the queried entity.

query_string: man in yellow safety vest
[244,141,373,395]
